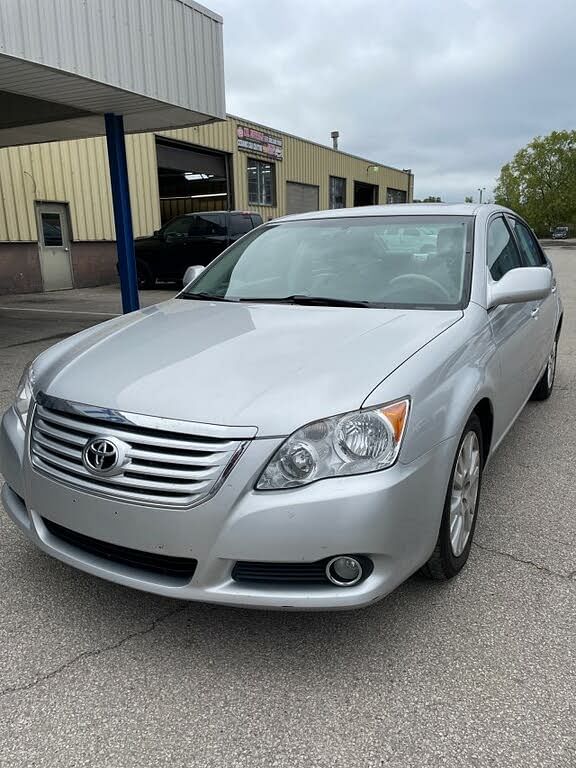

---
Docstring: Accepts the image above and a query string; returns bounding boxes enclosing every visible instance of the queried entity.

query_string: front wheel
[136,260,156,290]
[530,338,557,401]
[421,414,483,580]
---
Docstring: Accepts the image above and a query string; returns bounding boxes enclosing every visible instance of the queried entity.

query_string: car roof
[274,203,512,223]
[177,211,259,217]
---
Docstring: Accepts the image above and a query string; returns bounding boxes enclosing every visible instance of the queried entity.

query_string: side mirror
[488,267,552,309]
[183,265,205,288]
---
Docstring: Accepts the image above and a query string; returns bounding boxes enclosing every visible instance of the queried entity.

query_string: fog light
[326,556,363,587]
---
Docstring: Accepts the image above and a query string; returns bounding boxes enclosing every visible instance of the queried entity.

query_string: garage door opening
[156,138,232,224]
[354,181,378,207]
[286,182,319,215]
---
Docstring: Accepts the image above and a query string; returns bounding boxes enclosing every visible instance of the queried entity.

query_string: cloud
[211,0,576,202]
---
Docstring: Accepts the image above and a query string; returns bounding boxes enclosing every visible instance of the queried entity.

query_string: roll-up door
[286,182,319,215]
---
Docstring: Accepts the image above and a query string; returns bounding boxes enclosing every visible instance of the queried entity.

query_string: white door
[36,203,73,291]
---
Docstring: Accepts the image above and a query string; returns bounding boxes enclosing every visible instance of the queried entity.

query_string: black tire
[421,413,483,580]
[136,260,156,290]
[530,338,557,401]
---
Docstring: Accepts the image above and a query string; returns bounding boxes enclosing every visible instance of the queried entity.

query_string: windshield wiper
[238,294,372,308]
[180,292,238,302]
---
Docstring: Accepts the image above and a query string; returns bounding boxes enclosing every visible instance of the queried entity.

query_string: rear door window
[508,218,547,267]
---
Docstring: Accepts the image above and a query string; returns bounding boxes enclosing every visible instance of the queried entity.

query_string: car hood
[35,299,462,436]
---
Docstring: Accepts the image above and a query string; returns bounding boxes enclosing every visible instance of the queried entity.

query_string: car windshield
[181,215,473,308]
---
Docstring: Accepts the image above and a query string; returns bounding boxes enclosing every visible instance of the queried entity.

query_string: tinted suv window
[230,214,254,237]
[487,217,523,281]
[510,218,547,267]
[163,216,192,237]
[188,214,226,236]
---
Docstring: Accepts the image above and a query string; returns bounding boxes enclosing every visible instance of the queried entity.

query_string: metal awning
[0,0,224,145]
[0,0,225,311]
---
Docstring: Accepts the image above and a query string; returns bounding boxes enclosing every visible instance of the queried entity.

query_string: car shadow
[11,535,460,672]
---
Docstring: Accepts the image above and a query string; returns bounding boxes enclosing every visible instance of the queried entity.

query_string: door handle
[530,307,540,318]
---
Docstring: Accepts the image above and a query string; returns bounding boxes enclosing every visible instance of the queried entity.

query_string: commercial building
[0,113,413,295]
[0,0,226,305]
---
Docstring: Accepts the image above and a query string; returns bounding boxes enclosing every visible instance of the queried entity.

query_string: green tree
[422,196,442,203]
[464,196,473,203]
[494,130,576,236]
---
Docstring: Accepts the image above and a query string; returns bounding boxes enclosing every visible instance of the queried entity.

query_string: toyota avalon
[0,204,562,609]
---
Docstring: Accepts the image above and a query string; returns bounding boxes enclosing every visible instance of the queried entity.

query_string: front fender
[363,304,498,464]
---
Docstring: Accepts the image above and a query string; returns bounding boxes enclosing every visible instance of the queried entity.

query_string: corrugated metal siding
[160,116,412,220]
[0,116,411,242]
[0,0,224,117]
[126,133,161,238]
[0,135,160,242]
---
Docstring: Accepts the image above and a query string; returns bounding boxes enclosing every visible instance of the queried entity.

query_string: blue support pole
[104,113,140,313]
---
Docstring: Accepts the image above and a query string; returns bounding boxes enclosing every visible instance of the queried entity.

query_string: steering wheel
[388,273,452,301]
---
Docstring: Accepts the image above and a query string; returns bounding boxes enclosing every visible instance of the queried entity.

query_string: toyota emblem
[82,436,127,476]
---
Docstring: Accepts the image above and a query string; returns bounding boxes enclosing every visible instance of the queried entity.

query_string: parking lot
[0,247,574,767]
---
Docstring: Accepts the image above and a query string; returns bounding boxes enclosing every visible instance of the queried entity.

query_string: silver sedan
[0,204,562,609]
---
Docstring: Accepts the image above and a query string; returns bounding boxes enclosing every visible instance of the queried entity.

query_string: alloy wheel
[449,431,481,557]
[547,342,557,390]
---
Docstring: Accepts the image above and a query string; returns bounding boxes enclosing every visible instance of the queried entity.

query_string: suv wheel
[137,260,156,290]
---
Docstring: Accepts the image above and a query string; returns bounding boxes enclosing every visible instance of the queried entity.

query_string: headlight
[14,365,35,428]
[257,399,410,490]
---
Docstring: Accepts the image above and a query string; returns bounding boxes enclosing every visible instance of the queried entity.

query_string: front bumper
[1,405,457,610]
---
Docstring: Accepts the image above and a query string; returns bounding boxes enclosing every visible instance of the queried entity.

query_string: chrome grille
[30,396,253,508]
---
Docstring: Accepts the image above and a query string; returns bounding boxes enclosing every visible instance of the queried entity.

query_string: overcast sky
[211,0,575,202]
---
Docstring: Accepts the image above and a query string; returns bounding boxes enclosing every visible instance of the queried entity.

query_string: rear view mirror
[183,265,205,288]
[488,267,552,309]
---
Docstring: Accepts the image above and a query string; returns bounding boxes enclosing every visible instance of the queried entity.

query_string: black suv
[134,211,263,288]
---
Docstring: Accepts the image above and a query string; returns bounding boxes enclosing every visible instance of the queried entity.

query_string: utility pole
[478,187,486,204]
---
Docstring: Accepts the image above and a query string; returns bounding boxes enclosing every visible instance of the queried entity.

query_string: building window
[247,159,275,205]
[329,176,346,209]
[40,212,64,246]
[387,188,407,204]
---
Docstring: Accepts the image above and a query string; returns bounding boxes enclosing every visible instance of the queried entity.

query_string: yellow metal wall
[0,133,160,242]
[161,117,412,221]
[0,116,411,242]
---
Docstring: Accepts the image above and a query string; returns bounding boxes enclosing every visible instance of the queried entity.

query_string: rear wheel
[530,338,557,401]
[421,414,483,580]
[136,260,156,290]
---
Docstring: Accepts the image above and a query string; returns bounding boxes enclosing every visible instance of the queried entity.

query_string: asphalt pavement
[0,252,574,767]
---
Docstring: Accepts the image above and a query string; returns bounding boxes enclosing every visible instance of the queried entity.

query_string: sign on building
[237,125,283,160]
